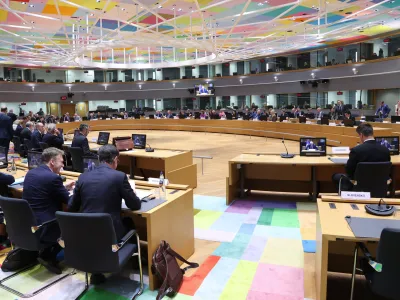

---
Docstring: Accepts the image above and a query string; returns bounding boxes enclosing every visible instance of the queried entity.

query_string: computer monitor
[365,116,377,122]
[300,137,327,156]
[243,115,250,121]
[132,134,146,149]
[321,118,329,125]
[134,114,140,120]
[27,151,42,169]
[0,146,7,167]
[149,115,154,119]
[97,132,110,145]
[375,136,399,155]
[112,136,133,151]
[391,116,400,123]
[83,157,100,172]
[343,119,355,127]
[299,116,307,123]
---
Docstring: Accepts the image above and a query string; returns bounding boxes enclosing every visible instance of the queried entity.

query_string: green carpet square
[257,208,274,225]
[80,287,129,300]
[271,209,300,228]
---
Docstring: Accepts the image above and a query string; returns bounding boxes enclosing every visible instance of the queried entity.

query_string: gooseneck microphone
[145,143,154,152]
[280,139,295,158]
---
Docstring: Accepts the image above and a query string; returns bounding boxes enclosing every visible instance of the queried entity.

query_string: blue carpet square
[302,240,316,253]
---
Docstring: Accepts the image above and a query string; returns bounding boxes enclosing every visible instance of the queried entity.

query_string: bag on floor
[151,240,199,300]
[1,247,38,272]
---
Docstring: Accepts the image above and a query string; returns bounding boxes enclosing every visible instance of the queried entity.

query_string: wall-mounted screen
[195,83,215,96]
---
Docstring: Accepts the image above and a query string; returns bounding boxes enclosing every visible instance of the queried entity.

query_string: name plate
[91,138,97,142]
[332,147,350,154]
[145,117,149,119]
[75,120,80,122]
[341,191,371,200]
[306,121,312,124]
[65,121,69,123]
[106,118,110,120]
[282,120,288,123]
[148,177,169,186]
[396,122,400,124]
[383,121,389,123]
[329,123,336,126]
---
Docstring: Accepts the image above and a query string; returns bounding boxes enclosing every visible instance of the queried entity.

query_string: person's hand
[65,181,75,191]
[54,129,60,135]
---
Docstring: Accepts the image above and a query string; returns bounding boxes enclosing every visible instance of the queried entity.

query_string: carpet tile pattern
[0,195,316,299]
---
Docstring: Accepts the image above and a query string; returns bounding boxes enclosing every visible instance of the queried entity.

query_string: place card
[341,191,371,200]
[332,147,350,154]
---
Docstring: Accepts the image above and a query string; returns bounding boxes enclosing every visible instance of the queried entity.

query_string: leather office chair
[24,138,33,151]
[353,162,392,197]
[0,197,73,297]
[56,212,143,300]
[39,142,49,151]
[350,228,400,300]
[69,147,84,172]
[12,136,24,157]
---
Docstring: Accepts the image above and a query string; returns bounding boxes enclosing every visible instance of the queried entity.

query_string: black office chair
[69,147,84,172]
[350,228,400,300]
[12,136,25,157]
[39,142,49,151]
[0,197,74,297]
[353,162,392,197]
[56,212,143,300]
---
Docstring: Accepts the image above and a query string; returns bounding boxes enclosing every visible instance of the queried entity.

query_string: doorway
[60,104,76,117]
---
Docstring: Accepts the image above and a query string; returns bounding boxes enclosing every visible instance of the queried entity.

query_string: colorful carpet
[0,195,317,300]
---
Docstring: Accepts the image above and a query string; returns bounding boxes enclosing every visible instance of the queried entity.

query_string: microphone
[280,139,295,158]
[145,143,154,152]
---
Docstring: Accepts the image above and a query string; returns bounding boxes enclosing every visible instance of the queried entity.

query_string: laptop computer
[113,137,134,151]
[97,132,110,145]
[132,134,146,149]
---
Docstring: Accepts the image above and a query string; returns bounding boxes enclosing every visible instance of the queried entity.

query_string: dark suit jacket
[13,125,23,137]
[335,105,344,116]
[43,133,64,149]
[0,113,13,141]
[346,140,391,179]
[68,164,141,239]
[31,130,43,149]
[71,133,97,158]
[20,127,32,143]
[22,165,70,241]
[0,172,14,197]
[7,113,17,122]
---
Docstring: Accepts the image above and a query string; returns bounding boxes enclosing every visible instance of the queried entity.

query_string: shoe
[90,273,106,285]
[37,257,62,275]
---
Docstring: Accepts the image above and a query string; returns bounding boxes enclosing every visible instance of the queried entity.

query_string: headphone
[365,199,395,216]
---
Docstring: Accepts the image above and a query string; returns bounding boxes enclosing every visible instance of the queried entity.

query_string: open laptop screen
[375,136,399,155]
[300,137,327,156]
[27,151,42,169]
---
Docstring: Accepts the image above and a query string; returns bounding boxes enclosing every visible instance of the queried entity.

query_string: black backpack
[1,248,38,271]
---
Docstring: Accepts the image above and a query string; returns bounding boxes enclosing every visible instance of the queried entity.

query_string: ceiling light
[90,13,94,16]
[21,2,26,4]
[239,79,243,84]
[31,21,35,24]
[352,68,358,75]
[158,5,162,8]
[31,86,35,92]
[258,2,264,6]
[274,76,278,82]
[178,8,182,11]
[96,0,100,2]
[311,72,316,79]
[121,8,125,11]
[29,4,34,7]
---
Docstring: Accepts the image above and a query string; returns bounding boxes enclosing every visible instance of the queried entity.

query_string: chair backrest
[354,162,392,197]
[369,228,400,299]
[56,212,120,273]
[12,136,21,152]
[39,142,49,150]
[0,196,41,251]
[24,138,33,151]
[69,147,84,172]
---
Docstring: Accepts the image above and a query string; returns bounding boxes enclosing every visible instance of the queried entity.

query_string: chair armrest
[358,242,383,272]
[112,229,137,252]
[357,242,372,260]
[31,218,57,233]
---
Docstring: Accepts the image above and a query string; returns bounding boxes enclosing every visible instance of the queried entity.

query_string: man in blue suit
[69,144,141,284]
[375,101,391,118]
[0,107,13,159]
[31,122,45,149]
[23,147,75,274]
[71,123,97,158]
[43,123,64,149]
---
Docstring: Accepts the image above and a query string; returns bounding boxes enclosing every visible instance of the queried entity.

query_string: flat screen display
[97,132,110,145]
[83,157,100,172]
[300,138,327,156]
[375,136,399,155]
[28,151,42,169]
[132,134,146,149]
[195,83,214,96]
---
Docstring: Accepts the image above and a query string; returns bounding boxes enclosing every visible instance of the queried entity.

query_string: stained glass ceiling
[0,0,399,68]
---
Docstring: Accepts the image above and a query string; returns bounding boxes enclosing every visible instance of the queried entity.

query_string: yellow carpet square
[260,238,304,268]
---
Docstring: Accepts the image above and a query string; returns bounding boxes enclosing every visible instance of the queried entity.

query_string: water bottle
[159,172,166,200]
[159,171,164,186]
[10,158,16,175]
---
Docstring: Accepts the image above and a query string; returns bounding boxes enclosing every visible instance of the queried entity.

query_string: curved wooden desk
[57,119,393,148]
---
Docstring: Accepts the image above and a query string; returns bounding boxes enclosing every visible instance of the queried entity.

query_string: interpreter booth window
[184,66,193,79]
[237,62,245,75]
[297,53,311,69]
[387,36,400,57]
[182,98,194,110]
[208,65,215,78]
[237,96,246,109]
[94,70,104,82]
[163,98,180,111]
[277,94,289,108]
[265,58,277,72]
[199,65,208,78]
[314,92,328,108]
[136,100,145,109]
[222,63,230,77]
[286,55,297,70]
[137,70,144,81]
[199,97,211,110]
[296,93,311,108]
[163,68,180,80]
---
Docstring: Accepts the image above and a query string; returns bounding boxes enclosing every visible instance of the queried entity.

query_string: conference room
[1,1,400,300]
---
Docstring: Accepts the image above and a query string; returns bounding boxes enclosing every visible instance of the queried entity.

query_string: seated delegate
[43,124,64,149]
[68,144,141,284]
[332,123,390,192]
[71,123,98,158]
[23,148,75,274]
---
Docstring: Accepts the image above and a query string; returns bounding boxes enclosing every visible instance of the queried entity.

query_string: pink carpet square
[250,264,304,298]
[247,290,303,300]
[226,204,252,214]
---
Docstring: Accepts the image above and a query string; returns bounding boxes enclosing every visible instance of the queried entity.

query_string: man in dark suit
[31,122,45,149]
[71,123,97,158]
[0,172,15,243]
[20,121,33,144]
[7,109,17,122]
[23,148,75,274]
[316,107,324,119]
[375,101,391,118]
[164,110,174,119]
[332,123,391,192]
[0,107,14,159]
[69,144,141,284]
[335,100,344,118]
[343,111,355,122]
[62,112,70,122]
[43,123,64,149]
